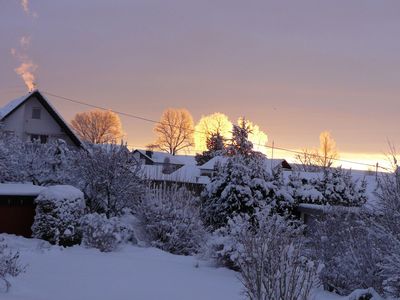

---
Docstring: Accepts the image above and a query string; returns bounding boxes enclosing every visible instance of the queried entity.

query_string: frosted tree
[73,143,144,217]
[201,124,294,229]
[317,167,367,206]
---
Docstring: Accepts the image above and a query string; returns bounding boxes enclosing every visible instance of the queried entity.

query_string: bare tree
[318,131,338,168]
[151,108,194,155]
[71,109,124,144]
[295,131,338,170]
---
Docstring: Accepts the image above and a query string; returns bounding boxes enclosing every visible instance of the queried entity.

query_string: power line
[42,90,390,170]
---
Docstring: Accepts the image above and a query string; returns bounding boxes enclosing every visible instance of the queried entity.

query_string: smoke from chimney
[11,45,38,92]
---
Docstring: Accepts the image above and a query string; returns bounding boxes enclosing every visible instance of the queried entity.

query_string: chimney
[146,150,153,158]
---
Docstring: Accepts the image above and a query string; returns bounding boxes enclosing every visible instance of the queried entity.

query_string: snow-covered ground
[1,234,242,300]
[1,234,368,300]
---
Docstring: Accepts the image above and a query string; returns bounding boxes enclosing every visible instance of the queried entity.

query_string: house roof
[0,90,82,148]
[134,149,197,165]
[140,164,208,184]
[0,183,46,196]
[200,155,291,171]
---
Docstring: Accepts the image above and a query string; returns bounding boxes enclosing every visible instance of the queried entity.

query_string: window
[30,134,48,144]
[32,107,41,119]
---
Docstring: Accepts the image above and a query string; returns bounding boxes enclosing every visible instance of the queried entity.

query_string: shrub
[137,185,206,255]
[0,239,25,292]
[307,210,383,295]
[207,207,320,299]
[32,185,85,246]
[80,213,135,252]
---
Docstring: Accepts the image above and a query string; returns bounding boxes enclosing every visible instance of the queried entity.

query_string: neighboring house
[0,183,46,237]
[0,90,82,148]
[199,156,292,177]
[133,149,197,174]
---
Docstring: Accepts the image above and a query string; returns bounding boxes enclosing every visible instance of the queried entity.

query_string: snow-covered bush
[80,213,135,252]
[201,155,295,229]
[373,169,400,297]
[0,239,25,292]
[32,185,85,247]
[307,210,384,296]
[289,169,367,207]
[73,143,144,217]
[207,208,320,299]
[137,185,206,255]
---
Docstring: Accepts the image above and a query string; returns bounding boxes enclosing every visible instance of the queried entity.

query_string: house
[133,149,197,174]
[199,156,292,177]
[0,183,46,237]
[0,90,82,148]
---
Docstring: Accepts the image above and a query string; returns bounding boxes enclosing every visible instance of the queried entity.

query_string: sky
[1,0,399,169]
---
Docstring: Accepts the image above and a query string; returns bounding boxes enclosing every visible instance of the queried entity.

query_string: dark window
[40,135,48,144]
[30,134,48,144]
[30,134,39,142]
[32,107,41,119]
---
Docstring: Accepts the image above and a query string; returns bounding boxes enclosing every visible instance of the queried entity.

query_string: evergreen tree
[200,124,294,229]
[195,132,225,165]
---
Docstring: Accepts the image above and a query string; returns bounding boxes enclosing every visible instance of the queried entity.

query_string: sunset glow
[1,1,399,171]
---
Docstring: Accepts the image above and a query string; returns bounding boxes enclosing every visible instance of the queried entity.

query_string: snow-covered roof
[0,183,46,196]
[0,93,31,120]
[38,185,84,201]
[200,156,289,171]
[140,164,208,184]
[135,150,197,166]
[199,156,228,170]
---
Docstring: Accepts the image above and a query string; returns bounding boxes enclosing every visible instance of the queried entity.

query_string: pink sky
[1,0,399,169]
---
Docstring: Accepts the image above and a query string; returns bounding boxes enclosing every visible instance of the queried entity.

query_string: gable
[0,91,82,148]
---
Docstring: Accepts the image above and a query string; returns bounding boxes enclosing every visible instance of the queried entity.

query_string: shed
[0,184,45,237]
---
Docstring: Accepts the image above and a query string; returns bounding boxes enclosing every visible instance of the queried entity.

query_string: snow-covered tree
[201,155,294,229]
[316,168,367,206]
[137,185,206,255]
[288,169,367,207]
[195,132,226,165]
[73,143,144,217]
[226,118,257,158]
[80,213,135,252]
[32,185,85,247]
[207,207,320,299]
[0,238,25,292]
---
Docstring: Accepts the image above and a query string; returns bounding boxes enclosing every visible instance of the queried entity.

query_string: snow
[0,183,45,196]
[136,150,197,166]
[37,185,83,202]
[141,164,209,184]
[1,234,242,300]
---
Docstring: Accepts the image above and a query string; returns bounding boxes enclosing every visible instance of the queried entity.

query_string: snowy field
[1,234,242,300]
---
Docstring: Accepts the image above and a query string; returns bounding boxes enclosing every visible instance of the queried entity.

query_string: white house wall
[2,95,75,146]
